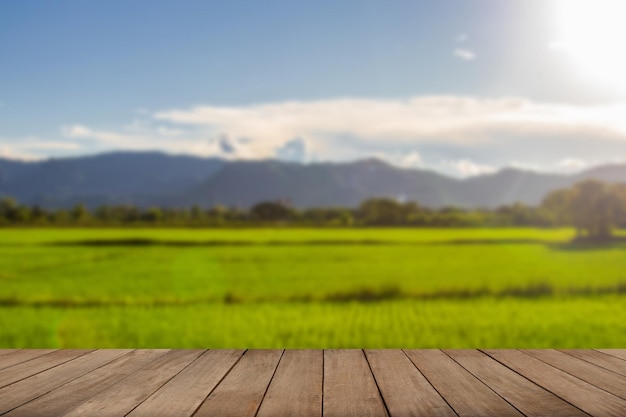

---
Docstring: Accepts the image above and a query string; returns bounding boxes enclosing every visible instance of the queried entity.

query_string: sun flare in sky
[3,1,626,173]
[555,0,626,92]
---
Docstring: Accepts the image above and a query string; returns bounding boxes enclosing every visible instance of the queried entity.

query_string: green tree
[541,188,575,226]
[71,204,90,223]
[190,205,204,221]
[0,197,18,221]
[251,201,294,222]
[567,180,625,239]
[616,184,626,228]
[143,207,164,223]
[358,198,406,225]
[13,206,32,223]
[30,205,48,224]
[95,205,115,223]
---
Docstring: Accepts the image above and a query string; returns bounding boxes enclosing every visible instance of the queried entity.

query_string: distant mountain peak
[1,151,626,209]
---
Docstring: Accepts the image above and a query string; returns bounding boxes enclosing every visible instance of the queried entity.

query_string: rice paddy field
[0,228,625,348]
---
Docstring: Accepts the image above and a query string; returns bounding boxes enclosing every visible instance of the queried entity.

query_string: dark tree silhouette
[567,180,626,239]
[251,201,294,221]
[541,188,575,226]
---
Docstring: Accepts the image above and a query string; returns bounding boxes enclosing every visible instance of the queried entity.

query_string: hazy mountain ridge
[1,152,625,209]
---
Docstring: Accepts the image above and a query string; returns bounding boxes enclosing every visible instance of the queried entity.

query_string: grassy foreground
[0,228,624,348]
[1,297,624,348]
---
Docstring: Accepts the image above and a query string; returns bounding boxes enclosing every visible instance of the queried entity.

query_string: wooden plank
[561,350,626,377]
[525,349,626,400]
[365,350,456,417]
[127,350,244,417]
[0,350,93,389]
[62,349,203,417]
[256,350,323,417]
[404,350,522,417]
[323,349,388,417]
[596,349,626,361]
[1,349,624,416]
[445,349,586,417]
[0,349,19,357]
[194,350,283,417]
[0,350,128,415]
[0,349,57,370]
[4,350,168,417]
[484,349,626,417]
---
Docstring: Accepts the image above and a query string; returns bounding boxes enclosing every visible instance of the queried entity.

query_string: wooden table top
[0,349,624,416]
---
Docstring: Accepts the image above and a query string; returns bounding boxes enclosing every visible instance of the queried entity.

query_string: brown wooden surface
[484,349,626,417]
[405,349,523,417]
[0,350,91,390]
[560,349,626,377]
[127,349,244,417]
[0,349,57,371]
[63,350,204,417]
[0,350,127,415]
[445,349,586,417]
[596,348,626,361]
[0,349,623,417]
[256,350,323,417]
[4,350,167,417]
[193,349,283,417]
[323,349,388,417]
[524,349,626,400]
[365,349,456,417]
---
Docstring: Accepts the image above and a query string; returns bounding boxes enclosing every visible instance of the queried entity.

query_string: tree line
[1,179,625,238]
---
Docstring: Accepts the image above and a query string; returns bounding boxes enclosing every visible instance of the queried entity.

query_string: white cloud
[557,157,587,171]
[38,95,626,173]
[441,159,496,177]
[62,123,255,159]
[153,96,626,146]
[456,33,468,42]
[276,137,308,162]
[0,138,81,160]
[453,48,476,60]
[400,151,423,168]
[508,161,541,172]
[63,125,137,145]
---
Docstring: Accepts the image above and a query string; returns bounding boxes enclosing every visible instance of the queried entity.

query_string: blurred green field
[2,298,624,348]
[0,228,624,348]
[0,227,579,245]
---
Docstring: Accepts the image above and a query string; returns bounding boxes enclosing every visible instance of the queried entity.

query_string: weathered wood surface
[0,349,623,417]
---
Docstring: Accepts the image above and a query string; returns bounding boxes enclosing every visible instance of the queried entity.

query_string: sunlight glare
[556,0,626,92]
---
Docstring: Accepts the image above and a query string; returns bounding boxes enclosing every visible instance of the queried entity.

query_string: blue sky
[2,0,626,176]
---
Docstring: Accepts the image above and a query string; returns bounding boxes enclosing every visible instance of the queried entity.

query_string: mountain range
[1,152,625,209]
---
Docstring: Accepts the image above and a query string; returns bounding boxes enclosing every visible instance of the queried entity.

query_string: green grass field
[0,228,624,348]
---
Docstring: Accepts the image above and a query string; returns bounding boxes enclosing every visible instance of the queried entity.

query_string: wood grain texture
[484,349,626,417]
[62,349,203,417]
[0,349,57,371]
[560,349,626,377]
[0,350,127,415]
[0,349,19,357]
[323,349,388,417]
[0,349,93,389]
[365,349,456,417]
[4,350,167,417]
[445,349,586,417]
[0,349,623,416]
[596,349,626,361]
[127,349,245,417]
[404,349,522,417]
[524,349,626,400]
[256,350,323,417]
[194,349,284,417]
